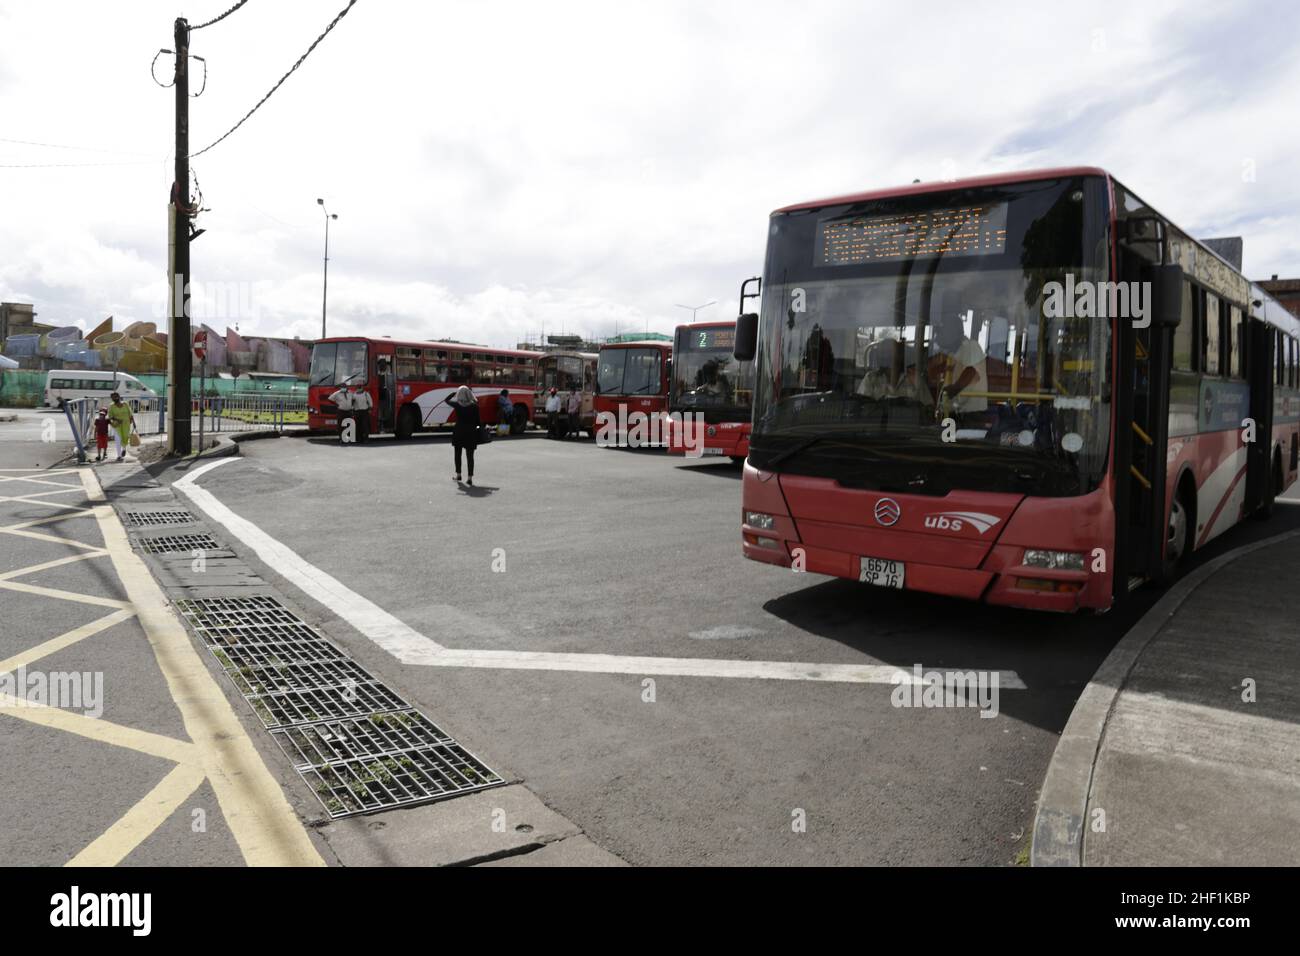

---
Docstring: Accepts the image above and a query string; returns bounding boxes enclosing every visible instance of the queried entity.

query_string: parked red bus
[734,167,1300,612]
[666,305,756,462]
[307,337,541,439]
[593,340,673,444]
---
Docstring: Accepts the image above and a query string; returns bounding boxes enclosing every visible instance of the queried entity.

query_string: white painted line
[177,458,1027,688]
[174,457,447,658]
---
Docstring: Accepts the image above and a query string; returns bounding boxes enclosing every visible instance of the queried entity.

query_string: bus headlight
[745,511,775,530]
[1023,549,1086,571]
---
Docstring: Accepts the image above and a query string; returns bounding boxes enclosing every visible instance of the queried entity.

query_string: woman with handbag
[448,385,480,485]
[106,392,136,462]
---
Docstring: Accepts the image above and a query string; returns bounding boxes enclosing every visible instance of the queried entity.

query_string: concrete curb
[1030,524,1300,866]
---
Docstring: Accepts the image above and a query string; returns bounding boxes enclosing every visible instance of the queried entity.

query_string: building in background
[1258,276,1300,319]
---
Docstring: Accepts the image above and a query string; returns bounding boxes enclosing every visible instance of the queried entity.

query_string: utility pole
[317,199,337,339]
[168,16,193,455]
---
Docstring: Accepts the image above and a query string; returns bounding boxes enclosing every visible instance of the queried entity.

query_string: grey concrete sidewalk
[1033,519,1300,866]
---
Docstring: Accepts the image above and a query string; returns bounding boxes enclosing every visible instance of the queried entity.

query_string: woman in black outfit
[449,385,480,485]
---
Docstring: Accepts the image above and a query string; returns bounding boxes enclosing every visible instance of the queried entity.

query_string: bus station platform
[1033,516,1300,866]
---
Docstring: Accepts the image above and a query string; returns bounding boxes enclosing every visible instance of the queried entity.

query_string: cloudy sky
[1,0,1297,348]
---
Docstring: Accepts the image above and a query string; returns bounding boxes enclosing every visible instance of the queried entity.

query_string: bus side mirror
[1149,263,1184,329]
[734,312,759,361]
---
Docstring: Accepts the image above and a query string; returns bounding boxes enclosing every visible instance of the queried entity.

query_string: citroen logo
[874,497,901,527]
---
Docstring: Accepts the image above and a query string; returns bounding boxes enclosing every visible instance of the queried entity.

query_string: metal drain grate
[273,712,456,768]
[125,510,196,526]
[176,596,324,646]
[296,742,503,817]
[138,533,220,554]
[175,596,502,817]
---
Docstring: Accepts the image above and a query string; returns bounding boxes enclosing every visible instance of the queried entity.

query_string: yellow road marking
[65,763,208,867]
[0,550,108,582]
[0,578,129,609]
[0,608,136,675]
[0,693,199,765]
[0,527,102,551]
[0,494,90,510]
[0,475,83,491]
[80,470,324,867]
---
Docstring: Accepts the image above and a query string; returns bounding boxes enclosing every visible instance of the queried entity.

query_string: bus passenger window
[1203,295,1220,376]
[1173,283,1195,371]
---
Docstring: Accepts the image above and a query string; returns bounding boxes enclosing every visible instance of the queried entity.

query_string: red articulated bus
[307,337,541,439]
[666,300,756,462]
[734,167,1300,612]
[593,340,673,444]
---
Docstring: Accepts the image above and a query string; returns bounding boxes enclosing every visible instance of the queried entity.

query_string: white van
[44,371,157,408]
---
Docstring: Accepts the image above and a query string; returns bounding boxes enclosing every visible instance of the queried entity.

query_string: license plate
[700,447,725,456]
[859,556,905,589]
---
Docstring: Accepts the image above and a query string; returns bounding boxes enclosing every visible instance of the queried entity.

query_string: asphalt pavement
[144,428,1300,865]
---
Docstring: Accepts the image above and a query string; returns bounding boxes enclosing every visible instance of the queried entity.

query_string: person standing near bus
[351,386,373,444]
[449,385,480,485]
[106,392,134,461]
[329,384,355,444]
[565,388,582,439]
[497,389,513,436]
[545,387,561,438]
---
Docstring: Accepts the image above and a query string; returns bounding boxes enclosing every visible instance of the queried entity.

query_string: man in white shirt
[350,387,373,443]
[544,387,561,438]
[329,385,355,444]
[930,310,988,418]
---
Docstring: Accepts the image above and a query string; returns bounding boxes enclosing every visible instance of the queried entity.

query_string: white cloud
[1,0,1297,345]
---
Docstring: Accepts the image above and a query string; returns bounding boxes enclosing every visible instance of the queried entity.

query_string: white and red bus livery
[307,337,541,439]
[734,168,1300,611]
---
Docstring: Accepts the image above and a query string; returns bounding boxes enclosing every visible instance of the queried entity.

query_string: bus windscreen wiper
[766,435,825,467]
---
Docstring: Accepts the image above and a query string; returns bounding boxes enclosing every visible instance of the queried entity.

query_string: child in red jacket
[93,409,109,462]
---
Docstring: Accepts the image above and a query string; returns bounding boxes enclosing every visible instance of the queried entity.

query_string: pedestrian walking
[106,392,134,461]
[93,408,109,462]
[449,385,480,485]
[545,387,561,438]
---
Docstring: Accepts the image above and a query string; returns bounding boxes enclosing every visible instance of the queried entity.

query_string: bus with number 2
[666,302,756,463]
[733,167,1300,612]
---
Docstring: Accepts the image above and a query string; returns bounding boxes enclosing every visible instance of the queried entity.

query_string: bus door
[1112,246,1176,594]
[1243,316,1275,511]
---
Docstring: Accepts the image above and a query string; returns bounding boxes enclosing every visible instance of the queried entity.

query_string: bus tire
[395,406,418,441]
[729,456,745,466]
[1254,451,1282,521]
[511,406,528,435]
[1155,484,1194,587]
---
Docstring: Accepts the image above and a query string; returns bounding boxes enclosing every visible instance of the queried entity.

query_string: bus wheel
[1254,452,1281,521]
[511,406,528,435]
[1156,490,1193,585]
[395,407,417,441]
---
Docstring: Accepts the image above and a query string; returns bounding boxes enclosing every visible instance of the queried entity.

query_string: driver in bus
[928,307,989,423]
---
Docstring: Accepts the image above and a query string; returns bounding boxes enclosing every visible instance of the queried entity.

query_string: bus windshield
[750,176,1113,497]
[310,341,369,387]
[671,327,752,415]
[598,348,661,395]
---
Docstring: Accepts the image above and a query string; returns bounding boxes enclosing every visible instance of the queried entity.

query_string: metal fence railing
[193,395,308,436]
[60,394,305,461]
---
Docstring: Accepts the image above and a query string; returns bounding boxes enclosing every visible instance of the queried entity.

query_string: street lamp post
[317,198,338,339]
[675,300,717,323]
